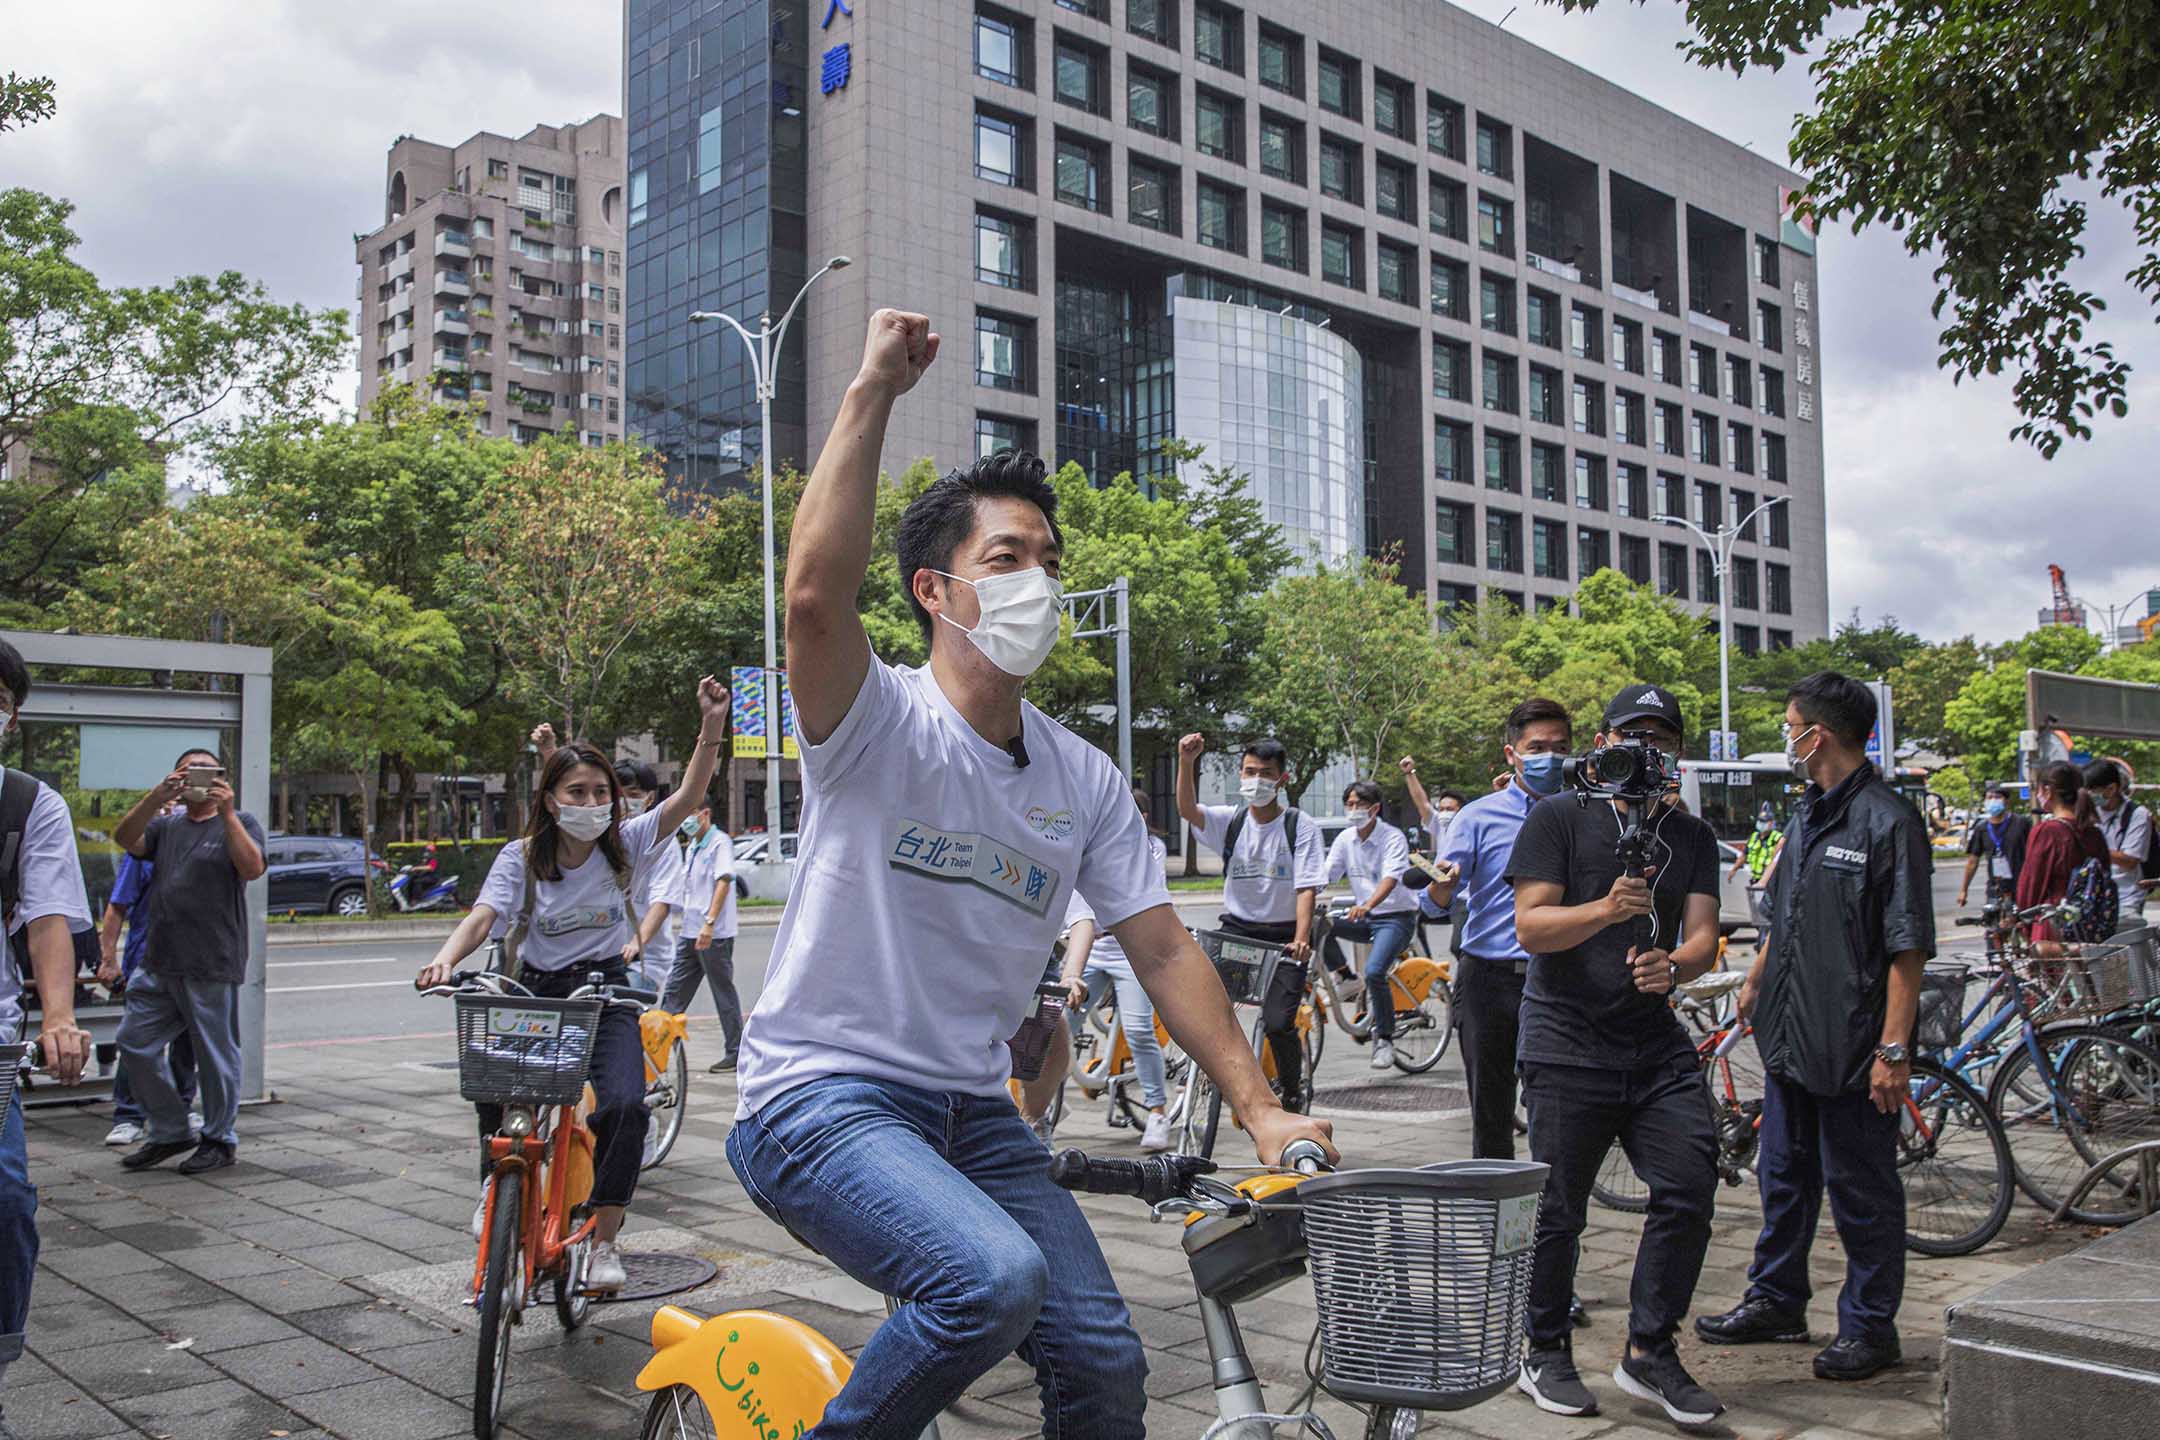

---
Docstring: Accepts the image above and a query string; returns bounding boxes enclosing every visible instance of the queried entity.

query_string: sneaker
[176,1140,236,1176]
[1029,1111,1059,1148]
[708,1055,738,1073]
[188,1113,203,1140]
[120,1139,196,1172]
[1370,1040,1397,1070]
[1813,1334,1901,1382]
[1139,1112,1173,1153]
[1614,1346,1724,1427]
[1695,1296,1809,1346]
[586,1241,628,1293]
[104,1121,145,1147]
[1518,1347,1598,1417]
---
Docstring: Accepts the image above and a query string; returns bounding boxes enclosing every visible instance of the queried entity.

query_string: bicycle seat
[1679,971,1746,1001]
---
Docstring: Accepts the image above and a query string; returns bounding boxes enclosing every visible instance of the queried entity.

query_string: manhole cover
[546,1250,719,1305]
[1310,1082,1470,1113]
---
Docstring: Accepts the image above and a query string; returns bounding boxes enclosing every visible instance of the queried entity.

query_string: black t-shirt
[1964,813,2031,891]
[1506,793,1721,1071]
[142,811,265,985]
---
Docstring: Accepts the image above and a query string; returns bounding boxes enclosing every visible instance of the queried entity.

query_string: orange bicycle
[423,966,652,1439]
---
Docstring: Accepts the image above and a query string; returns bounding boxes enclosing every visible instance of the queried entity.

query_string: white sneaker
[1371,1041,1397,1070]
[471,1188,490,1241]
[1140,1112,1173,1153]
[104,1121,145,1147]
[187,1114,202,1140]
[586,1240,628,1293]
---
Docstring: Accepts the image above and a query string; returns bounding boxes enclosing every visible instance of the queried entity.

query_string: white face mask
[1784,723,1821,780]
[1433,810,1457,835]
[1346,805,1373,827]
[621,795,648,817]
[555,802,613,842]
[1239,775,1280,807]
[934,566,1064,677]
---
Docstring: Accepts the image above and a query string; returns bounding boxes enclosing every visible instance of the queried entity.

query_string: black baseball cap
[1603,684,1685,739]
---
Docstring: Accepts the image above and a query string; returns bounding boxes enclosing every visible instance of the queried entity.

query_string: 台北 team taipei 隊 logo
[1025,806,1075,841]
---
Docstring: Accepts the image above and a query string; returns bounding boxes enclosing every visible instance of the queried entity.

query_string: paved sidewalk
[16,1018,2091,1440]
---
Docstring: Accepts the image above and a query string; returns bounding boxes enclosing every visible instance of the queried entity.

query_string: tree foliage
[0,72,56,134]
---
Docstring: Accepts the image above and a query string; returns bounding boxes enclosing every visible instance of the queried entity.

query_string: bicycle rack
[2052,1139,2160,1224]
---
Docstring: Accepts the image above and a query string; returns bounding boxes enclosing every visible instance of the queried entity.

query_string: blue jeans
[112,971,198,1126]
[1067,966,1168,1109]
[1323,913,1417,1040]
[1,1093,35,1387]
[726,1075,1147,1437]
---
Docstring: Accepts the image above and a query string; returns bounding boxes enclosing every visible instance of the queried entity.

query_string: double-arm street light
[1656,495,1789,761]
[691,254,850,857]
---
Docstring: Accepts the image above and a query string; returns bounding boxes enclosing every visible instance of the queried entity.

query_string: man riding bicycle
[725,309,1334,1438]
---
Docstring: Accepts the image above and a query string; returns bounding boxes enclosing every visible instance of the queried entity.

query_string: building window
[1525,288,1559,349]
[1757,299,1783,352]
[1258,111,1302,180]
[1054,132,1108,210]
[1573,451,1607,510]
[1620,533,1651,584]
[1485,431,1520,492]
[1530,440,1563,500]
[1430,256,1468,320]
[1691,411,1721,465]
[1767,562,1793,614]
[1128,61,1177,137]
[1651,330,1679,386]
[975,107,1030,187]
[1482,349,1518,414]
[1659,541,1689,598]
[1727,354,1752,409]
[1528,364,1562,426]
[1127,0,1177,46]
[1475,116,1511,177]
[1373,72,1413,140]
[1056,0,1108,17]
[1197,179,1244,252]
[1769,627,1793,651]
[1611,317,1642,374]
[1759,366,1785,417]
[1693,477,1721,529]
[628,168,648,225]
[1055,34,1109,113]
[1754,235,1781,288]
[976,311,1034,391]
[1261,200,1305,270]
[1194,1,1242,72]
[1569,303,1602,362]
[1317,47,1358,118]
[1435,418,1470,484]
[1427,92,1465,160]
[1433,339,1472,402]
[1617,461,1648,518]
[976,7,1030,86]
[1481,272,1515,335]
[1732,555,1759,610]
[1376,240,1415,304]
[1319,135,1360,202]
[1761,431,1787,483]
[1578,526,1611,577]
[1571,378,1604,436]
[1487,507,1523,570]
[1689,341,1718,397]
[1728,419,1754,473]
[1257,21,1300,93]
[1478,193,1511,254]
[1767,501,1790,549]
[1436,499,1475,564]
[1658,470,1686,518]
[1375,157,1415,222]
[1697,549,1719,603]
[1195,87,1244,162]
[1321,221,1361,287]
[1733,623,1761,657]
[1129,158,1179,234]
[975,209,1033,289]
[977,412,1037,457]
[1429,177,1467,241]
[1613,389,1644,445]
[1533,517,1568,579]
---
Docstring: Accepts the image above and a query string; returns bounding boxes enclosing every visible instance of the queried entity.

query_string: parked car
[264,834,382,917]
[731,832,800,866]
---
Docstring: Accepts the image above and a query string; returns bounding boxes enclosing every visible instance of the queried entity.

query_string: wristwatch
[1875,1042,1909,1066]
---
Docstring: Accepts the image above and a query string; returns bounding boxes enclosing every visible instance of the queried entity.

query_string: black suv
[264,834,381,917]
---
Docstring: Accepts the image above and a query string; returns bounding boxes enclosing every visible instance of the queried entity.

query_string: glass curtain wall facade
[625,0,809,489]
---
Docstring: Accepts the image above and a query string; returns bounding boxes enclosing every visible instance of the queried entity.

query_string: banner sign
[731,665,767,759]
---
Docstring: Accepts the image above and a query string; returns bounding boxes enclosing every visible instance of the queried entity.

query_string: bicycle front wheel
[642,1038,689,1171]
[641,1383,720,1439]
[1180,1073,1222,1159]
[1389,983,1454,1074]
[1901,1057,2014,1256]
[1990,1026,2160,1222]
[473,1167,524,1440]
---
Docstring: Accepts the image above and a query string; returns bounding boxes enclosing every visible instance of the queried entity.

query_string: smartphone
[184,764,226,802]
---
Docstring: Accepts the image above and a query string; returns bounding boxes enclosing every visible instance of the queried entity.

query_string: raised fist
[1178,733,1206,761]
[859,309,939,397]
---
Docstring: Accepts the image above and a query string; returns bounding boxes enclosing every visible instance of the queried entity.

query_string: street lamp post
[691,255,850,861]
[1656,495,1788,759]
[2078,585,2159,651]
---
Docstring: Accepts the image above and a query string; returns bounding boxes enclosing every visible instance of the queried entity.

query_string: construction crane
[2040,564,2088,628]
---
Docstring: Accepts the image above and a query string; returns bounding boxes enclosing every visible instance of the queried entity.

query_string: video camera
[1561,732,1675,805]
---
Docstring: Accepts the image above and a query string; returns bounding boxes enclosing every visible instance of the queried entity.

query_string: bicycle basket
[1193,929,1304,1006]
[453,994,602,1106]
[2030,941,2156,1027]
[1915,966,1971,1051]
[0,1042,26,1116]
[1297,1160,1547,1411]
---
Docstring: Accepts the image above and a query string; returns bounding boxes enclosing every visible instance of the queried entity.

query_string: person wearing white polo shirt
[660,795,742,1071]
[1322,779,1419,1069]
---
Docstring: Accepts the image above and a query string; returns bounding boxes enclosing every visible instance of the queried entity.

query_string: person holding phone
[110,749,267,1175]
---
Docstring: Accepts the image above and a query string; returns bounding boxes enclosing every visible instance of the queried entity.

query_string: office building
[354,116,627,445]
[625,0,1830,642]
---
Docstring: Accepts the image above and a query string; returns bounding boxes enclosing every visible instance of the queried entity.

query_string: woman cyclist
[417,678,728,1291]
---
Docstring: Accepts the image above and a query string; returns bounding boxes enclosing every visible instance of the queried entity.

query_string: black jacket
[1755,766,1937,1097]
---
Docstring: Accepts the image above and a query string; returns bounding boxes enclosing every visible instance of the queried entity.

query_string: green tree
[1552,0,2160,455]
[1504,569,1715,744]
[1943,625,2104,780]
[1930,763,1977,814]
[1888,636,1987,753]
[0,72,55,133]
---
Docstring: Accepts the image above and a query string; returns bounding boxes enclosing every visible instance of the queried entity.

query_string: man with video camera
[1508,684,1724,1427]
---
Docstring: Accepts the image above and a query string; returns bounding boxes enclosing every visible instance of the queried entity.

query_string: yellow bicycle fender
[642,1008,687,1068]
[1183,1171,1311,1226]
[636,1308,852,1434]
[1391,955,1449,1005]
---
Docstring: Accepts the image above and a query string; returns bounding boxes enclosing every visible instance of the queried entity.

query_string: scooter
[388,859,460,912]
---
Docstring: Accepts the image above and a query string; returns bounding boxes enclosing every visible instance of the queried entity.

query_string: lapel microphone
[1006,735,1031,769]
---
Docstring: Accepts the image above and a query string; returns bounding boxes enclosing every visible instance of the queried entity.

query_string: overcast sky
[12,1,2157,647]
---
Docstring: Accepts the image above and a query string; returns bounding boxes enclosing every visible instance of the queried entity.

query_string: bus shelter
[5,629,273,1106]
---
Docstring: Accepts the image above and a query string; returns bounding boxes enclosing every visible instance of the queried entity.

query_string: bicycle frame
[471,1102,599,1301]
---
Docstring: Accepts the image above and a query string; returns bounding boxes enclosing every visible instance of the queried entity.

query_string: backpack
[0,767,38,933]
[2139,806,2160,884]
[2062,852,2119,943]
[1221,806,1301,872]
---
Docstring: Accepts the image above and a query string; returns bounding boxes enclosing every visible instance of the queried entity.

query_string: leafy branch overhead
[1552,0,2160,455]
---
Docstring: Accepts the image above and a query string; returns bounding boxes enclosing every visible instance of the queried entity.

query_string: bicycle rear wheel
[1590,1140,1649,1213]
[1901,1058,2014,1256]
[1389,984,1454,1074]
[642,1039,688,1170]
[1989,1026,2160,1222]
[473,1167,523,1440]
[640,1384,719,1439]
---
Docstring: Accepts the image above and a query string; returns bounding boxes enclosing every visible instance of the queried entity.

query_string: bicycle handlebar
[419,970,657,1008]
[1049,1150,1219,1204]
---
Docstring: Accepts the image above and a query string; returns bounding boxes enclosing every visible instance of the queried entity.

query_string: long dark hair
[2037,761,2098,830]
[527,742,630,882]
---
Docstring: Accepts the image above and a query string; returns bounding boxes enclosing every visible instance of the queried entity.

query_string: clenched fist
[1179,733,1207,761]
[858,309,939,397]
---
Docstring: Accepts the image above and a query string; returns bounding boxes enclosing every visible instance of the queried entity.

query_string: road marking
[266,1029,451,1049]
[267,980,419,993]
[268,956,409,969]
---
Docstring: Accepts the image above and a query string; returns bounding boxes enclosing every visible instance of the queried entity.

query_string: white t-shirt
[3,777,93,1045]
[478,810,665,973]
[2098,801,2152,913]
[1193,803,1326,925]
[1328,818,1417,915]
[1062,834,1169,977]
[735,658,1170,1116]
[635,827,685,969]
[673,827,738,940]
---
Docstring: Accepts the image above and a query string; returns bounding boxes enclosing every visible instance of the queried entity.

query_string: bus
[1679,756,1939,846]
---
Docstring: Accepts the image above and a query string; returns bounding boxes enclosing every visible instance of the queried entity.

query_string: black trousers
[1746,1070,1905,1344]
[1456,955,1527,1160]
[1216,914,1306,1106]
[476,964,651,1210]
[1521,1056,1717,1352]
